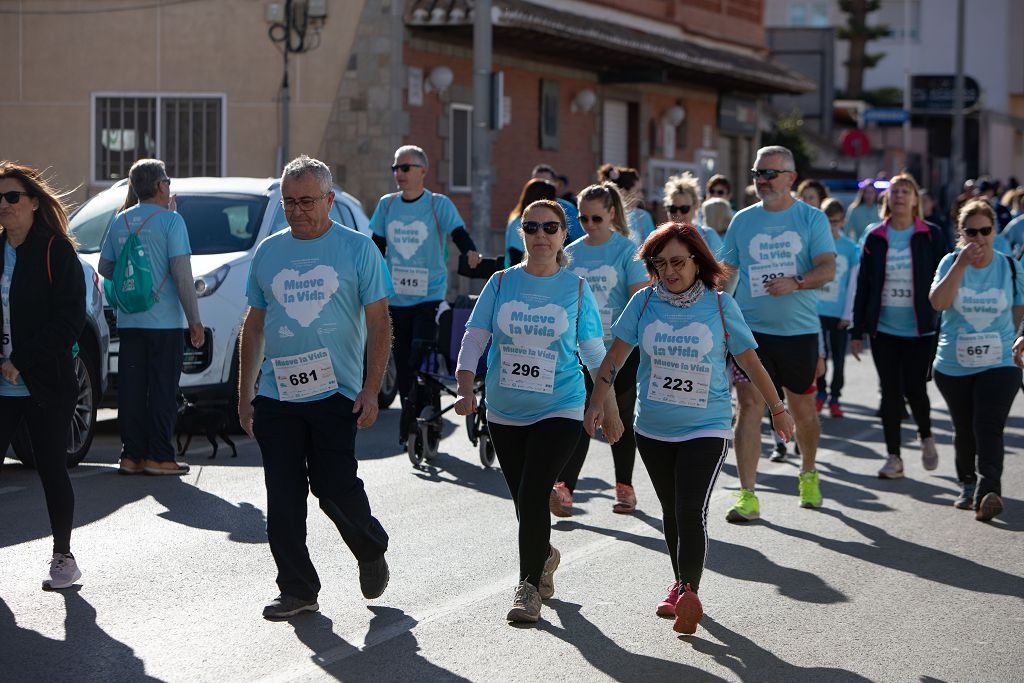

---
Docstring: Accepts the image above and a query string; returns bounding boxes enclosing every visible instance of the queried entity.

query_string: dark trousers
[390,302,440,439]
[253,394,389,600]
[488,418,581,588]
[0,391,77,554]
[935,367,1021,500]
[817,316,849,401]
[118,328,184,462]
[636,435,729,592]
[560,348,640,490]
[869,332,934,456]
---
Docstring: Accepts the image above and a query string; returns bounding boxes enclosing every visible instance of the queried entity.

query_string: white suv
[71,177,397,417]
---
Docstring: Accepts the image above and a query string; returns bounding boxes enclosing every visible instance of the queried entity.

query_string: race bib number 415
[391,265,429,297]
[272,347,339,401]
[499,344,556,394]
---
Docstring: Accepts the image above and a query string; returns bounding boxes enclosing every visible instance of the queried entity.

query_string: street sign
[863,108,910,124]
[910,74,980,112]
[840,129,871,157]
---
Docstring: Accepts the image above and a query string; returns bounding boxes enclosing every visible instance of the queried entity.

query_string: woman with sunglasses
[851,173,949,479]
[929,200,1024,521]
[598,164,657,246]
[0,162,86,590]
[584,222,794,635]
[663,173,723,257]
[505,178,557,267]
[453,200,622,624]
[551,183,650,516]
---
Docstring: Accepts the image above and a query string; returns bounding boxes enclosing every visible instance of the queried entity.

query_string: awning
[406,0,815,95]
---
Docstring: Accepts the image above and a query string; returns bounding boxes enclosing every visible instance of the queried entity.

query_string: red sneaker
[613,483,637,514]
[829,402,844,418]
[672,583,703,635]
[549,482,573,518]
[656,581,680,617]
[815,397,826,412]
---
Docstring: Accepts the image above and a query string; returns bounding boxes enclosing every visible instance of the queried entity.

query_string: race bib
[956,332,1002,368]
[392,265,429,297]
[749,260,796,298]
[599,307,613,341]
[647,358,711,408]
[499,344,556,394]
[272,347,339,401]
[882,249,913,308]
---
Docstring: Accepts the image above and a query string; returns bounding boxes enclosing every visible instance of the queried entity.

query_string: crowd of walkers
[1,145,1021,639]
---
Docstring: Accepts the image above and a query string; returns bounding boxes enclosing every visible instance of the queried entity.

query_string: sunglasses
[579,214,605,224]
[666,204,692,215]
[391,163,424,173]
[0,191,31,204]
[963,226,994,237]
[648,255,694,272]
[522,220,562,235]
[750,169,789,181]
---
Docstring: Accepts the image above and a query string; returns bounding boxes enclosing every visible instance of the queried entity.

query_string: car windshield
[70,190,270,255]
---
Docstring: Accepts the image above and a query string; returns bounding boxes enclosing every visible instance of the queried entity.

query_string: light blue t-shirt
[1,242,29,397]
[559,199,586,243]
[846,203,880,240]
[612,287,757,441]
[628,208,657,246]
[246,223,394,403]
[877,225,918,337]
[466,266,603,424]
[99,204,192,329]
[504,216,524,266]
[369,190,462,307]
[818,234,859,319]
[565,232,648,349]
[933,251,1024,376]
[700,226,724,259]
[993,234,1013,257]
[722,200,835,336]
[1003,213,1024,257]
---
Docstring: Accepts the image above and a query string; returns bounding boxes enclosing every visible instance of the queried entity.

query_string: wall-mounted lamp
[662,105,686,127]
[424,66,454,94]
[571,89,597,114]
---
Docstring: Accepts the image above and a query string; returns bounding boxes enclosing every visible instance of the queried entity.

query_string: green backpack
[104,211,169,314]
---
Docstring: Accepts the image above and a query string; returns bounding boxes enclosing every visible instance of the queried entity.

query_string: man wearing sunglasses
[721,146,836,520]
[369,145,482,446]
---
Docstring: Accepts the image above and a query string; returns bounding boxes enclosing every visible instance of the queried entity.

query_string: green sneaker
[726,489,760,523]
[799,470,823,508]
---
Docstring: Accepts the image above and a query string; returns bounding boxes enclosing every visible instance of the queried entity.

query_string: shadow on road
[720,463,893,513]
[0,588,163,682]
[408,451,508,499]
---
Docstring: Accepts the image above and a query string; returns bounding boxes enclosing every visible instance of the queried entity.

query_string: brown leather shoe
[975,493,1004,522]
[118,458,144,475]
[143,459,190,476]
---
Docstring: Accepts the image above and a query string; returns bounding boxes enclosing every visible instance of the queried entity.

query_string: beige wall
[0,0,363,202]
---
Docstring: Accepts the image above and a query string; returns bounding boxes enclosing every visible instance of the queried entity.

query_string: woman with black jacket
[0,161,86,590]
[850,173,949,480]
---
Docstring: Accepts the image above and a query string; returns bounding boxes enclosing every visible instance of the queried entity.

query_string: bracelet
[771,408,787,417]
[767,400,784,412]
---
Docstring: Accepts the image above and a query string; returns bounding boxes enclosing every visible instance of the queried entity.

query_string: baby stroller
[405,256,501,468]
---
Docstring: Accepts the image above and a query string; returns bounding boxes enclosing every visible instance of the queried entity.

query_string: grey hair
[755,145,796,172]
[281,155,332,194]
[394,145,429,168]
[663,171,701,206]
[129,158,168,200]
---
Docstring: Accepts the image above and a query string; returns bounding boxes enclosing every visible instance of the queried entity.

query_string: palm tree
[838,0,890,98]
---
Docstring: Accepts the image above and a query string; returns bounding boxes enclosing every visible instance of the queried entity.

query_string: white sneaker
[921,436,939,471]
[878,455,905,479]
[43,552,82,590]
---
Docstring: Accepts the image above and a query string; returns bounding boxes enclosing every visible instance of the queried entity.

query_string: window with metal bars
[93,94,225,183]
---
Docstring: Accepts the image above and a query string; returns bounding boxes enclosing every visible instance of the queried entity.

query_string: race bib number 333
[272,347,339,401]
[499,344,556,394]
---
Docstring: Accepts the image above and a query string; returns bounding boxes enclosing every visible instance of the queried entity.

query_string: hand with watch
[767,398,796,442]
[764,272,805,297]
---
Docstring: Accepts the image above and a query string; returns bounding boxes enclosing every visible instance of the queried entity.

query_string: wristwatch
[794,274,806,290]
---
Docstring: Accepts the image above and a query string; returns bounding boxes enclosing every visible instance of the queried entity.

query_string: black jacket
[0,225,85,406]
[851,218,949,339]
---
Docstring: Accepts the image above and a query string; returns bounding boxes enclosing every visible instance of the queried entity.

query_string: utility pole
[950,0,966,202]
[470,0,493,254]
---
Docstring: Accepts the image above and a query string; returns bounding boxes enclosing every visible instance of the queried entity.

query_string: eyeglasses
[648,255,694,272]
[963,225,994,237]
[579,214,605,224]
[281,193,328,212]
[159,177,171,186]
[666,204,692,215]
[391,163,424,173]
[0,191,31,205]
[522,220,561,235]
[709,188,729,197]
[750,169,789,181]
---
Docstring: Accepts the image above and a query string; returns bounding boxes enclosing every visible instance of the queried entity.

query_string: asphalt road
[1,359,1022,682]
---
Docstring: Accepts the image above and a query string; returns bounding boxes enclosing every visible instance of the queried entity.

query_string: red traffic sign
[840,129,871,157]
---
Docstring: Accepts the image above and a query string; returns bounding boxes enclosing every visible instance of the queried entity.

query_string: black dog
[175,393,237,459]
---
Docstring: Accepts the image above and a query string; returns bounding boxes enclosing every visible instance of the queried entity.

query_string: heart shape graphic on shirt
[573,265,618,308]
[496,301,569,349]
[954,286,1007,332]
[834,253,849,279]
[748,230,803,263]
[271,265,340,328]
[387,219,429,261]
[641,320,714,361]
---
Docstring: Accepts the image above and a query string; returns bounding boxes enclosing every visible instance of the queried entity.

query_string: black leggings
[935,367,1021,500]
[636,435,729,592]
[560,348,640,490]
[817,316,849,401]
[390,301,440,438]
[488,417,581,588]
[869,332,934,456]
[0,392,77,554]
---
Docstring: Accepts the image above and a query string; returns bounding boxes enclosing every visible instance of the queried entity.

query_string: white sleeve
[842,263,859,322]
[578,336,607,370]
[457,326,491,374]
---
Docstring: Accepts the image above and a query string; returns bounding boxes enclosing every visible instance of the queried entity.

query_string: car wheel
[377,351,398,409]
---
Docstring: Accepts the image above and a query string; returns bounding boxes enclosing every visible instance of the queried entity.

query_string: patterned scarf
[654,278,705,308]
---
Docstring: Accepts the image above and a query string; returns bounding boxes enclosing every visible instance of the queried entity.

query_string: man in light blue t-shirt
[721,146,836,520]
[98,158,204,476]
[239,156,392,621]
[369,145,482,445]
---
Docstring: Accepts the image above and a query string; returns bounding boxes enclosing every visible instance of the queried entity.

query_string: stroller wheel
[419,407,440,461]
[407,429,425,467]
[465,413,479,445]
[478,434,496,469]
